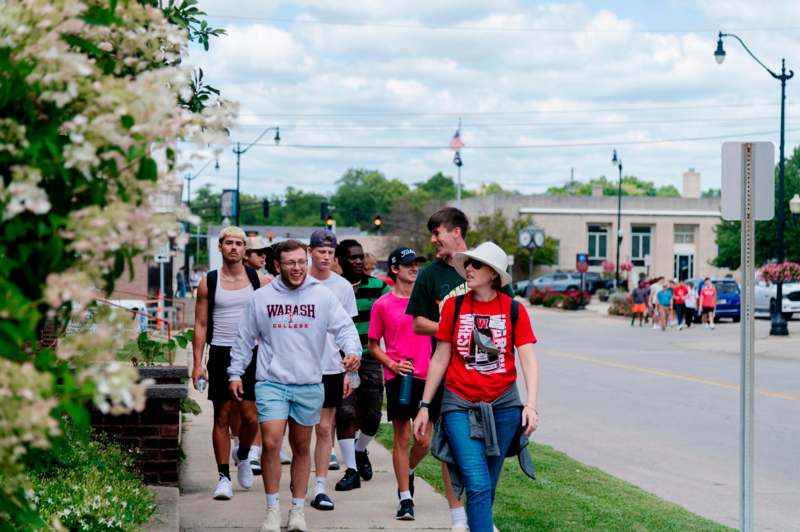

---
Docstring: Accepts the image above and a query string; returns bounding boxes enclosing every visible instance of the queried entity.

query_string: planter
[91,365,188,486]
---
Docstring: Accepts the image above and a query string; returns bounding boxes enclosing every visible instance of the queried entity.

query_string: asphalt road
[518,304,800,531]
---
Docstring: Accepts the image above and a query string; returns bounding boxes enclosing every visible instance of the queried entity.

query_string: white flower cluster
[82,361,152,416]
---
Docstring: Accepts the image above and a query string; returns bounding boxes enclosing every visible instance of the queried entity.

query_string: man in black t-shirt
[405,207,470,532]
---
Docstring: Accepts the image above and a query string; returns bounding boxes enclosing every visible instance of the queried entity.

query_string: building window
[630,226,651,267]
[587,224,608,266]
[674,224,696,244]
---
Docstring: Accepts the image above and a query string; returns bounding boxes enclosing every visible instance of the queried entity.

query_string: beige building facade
[457,177,733,282]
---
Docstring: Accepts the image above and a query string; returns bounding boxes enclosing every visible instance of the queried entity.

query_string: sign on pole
[221,189,238,218]
[721,141,775,532]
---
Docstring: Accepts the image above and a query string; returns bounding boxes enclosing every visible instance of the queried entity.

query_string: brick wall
[91,367,187,486]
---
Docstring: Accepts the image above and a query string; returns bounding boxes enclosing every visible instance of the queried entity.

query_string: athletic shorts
[701,306,715,315]
[385,376,426,422]
[255,380,324,426]
[322,372,344,408]
[336,358,384,436]
[631,303,646,314]
[207,345,256,402]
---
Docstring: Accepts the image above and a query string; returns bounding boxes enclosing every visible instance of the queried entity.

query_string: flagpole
[452,117,463,209]
[456,163,461,208]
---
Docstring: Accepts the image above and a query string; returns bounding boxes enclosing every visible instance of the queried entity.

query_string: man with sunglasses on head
[228,239,362,532]
[307,229,358,511]
[333,239,390,492]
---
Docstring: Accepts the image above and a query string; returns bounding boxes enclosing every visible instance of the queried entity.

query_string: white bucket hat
[453,241,513,287]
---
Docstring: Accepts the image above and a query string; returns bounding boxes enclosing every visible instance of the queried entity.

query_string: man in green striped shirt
[334,239,390,492]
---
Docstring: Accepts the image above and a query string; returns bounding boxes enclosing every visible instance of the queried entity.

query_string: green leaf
[61,34,103,56]
[120,115,134,130]
[137,157,157,181]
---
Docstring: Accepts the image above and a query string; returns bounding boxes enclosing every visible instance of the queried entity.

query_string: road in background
[518,305,800,531]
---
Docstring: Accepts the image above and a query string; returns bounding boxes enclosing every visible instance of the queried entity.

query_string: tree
[476,182,519,196]
[702,188,721,198]
[713,146,800,269]
[330,169,410,230]
[547,175,681,197]
[466,211,558,278]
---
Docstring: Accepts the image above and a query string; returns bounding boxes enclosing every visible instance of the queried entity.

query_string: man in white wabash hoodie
[228,240,361,532]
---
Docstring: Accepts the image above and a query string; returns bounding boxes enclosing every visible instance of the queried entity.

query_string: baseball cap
[388,247,427,267]
[246,236,269,251]
[309,229,337,248]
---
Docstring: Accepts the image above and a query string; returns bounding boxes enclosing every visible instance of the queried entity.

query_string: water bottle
[347,370,360,389]
[196,376,206,393]
[398,359,414,406]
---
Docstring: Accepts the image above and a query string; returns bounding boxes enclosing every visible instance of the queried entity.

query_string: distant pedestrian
[700,278,717,329]
[190,268,202,298]
[684,281,697,327]
[244,236,274,279]
[649,277,664,329]
[630,281,648,327]
[368,247,430,521]
[673,280,689,330]
[656,281,673,331]
[363,252,377,277]
[228,239,362,532]
[176,266,187,299]
[414,241,539,532]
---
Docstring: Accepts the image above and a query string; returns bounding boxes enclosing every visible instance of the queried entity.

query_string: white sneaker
[232,445,239,465]
[260,506,281,532]
[710,323,715,330]
[287,506,308,531]
[280,448,291,465]
[237,458,254,489]
[249,446,262,475]
[213,474,233,500]
[328,451,340,470]
[678,324,683,330]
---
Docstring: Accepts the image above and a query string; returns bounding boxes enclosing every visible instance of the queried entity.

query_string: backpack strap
[244,266,260,291]
[206,270,218,345]
[510,298,519,349]
[449,294,467,339]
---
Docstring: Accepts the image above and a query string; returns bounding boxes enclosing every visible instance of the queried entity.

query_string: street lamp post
[232,126,281,226]
[611,149,623,290]
[183,158,218,272]
[715,32,794,336]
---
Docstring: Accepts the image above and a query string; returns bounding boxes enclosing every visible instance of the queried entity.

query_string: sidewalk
[178,351,450,531]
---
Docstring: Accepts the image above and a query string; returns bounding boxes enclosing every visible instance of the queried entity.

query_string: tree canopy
[546,175,681,197]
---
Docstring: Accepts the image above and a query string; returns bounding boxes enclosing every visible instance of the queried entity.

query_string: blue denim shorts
[255,380,324,426]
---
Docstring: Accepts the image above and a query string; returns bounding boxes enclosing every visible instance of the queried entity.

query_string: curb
[146,485,180,532]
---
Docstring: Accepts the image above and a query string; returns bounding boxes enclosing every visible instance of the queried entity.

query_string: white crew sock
[409,467,415,475]
[233,436,239,448]
[314,476,327,496]
[451,507,468,528]
[339,438,356,469]
[291,497,305,508]
[266,493,279,508]
[355,433,373,452]
[399,490,412,501]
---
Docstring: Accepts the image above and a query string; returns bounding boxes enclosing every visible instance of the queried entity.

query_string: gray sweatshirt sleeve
[326,292,362,357]
[228,295,258,381]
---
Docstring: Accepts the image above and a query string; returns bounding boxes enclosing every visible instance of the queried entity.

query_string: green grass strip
[376,424,732,532]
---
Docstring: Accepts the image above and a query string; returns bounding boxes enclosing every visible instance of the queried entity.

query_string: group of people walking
[191,207,540,532]
[630,277,718,331]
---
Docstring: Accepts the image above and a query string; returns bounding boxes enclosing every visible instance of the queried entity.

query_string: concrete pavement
[178,353,450,531]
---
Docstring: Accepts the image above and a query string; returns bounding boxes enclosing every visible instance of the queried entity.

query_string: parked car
[754,275,800,320]
[688,278,741,322]
[579,271,614,293]
[530,272,583,292]
[512,279,533,297]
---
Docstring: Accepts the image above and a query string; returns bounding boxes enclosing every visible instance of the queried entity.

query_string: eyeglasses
[280,260,307,269]
[252,250,267,257]
[465,259,485,270]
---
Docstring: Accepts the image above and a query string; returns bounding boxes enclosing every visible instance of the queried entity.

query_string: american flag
[450,125,464,152]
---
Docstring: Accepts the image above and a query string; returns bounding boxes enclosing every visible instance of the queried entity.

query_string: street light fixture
[715,31,794,336]
[611,149,623,291]
[790,193,800,223]
[232,126,281,226]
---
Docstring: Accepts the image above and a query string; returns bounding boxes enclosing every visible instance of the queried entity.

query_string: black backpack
[450,293,520,349]
[206,266,260,345]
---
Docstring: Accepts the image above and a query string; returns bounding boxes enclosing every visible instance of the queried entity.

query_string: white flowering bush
[0,0,232,526]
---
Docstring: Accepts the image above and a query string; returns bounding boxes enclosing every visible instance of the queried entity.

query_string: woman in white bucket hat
[414,241,540,532]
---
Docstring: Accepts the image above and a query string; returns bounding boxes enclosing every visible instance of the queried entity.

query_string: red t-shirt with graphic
[436,292,536,403]
[701,285,717,308]
[673,284,688,304]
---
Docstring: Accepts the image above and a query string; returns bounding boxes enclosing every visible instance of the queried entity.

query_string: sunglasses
[252,250,267,257]
[465,259,485,270]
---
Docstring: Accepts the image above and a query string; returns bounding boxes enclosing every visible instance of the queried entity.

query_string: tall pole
[612,150,623,291]
[771,59,790,335]
[234,141,242,227]
[456,164,462,208]
[184,173,193,273]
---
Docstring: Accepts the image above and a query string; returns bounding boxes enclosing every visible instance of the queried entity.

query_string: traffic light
[326,214,334,229]
[372,214,382,230]
[262,199,270,219]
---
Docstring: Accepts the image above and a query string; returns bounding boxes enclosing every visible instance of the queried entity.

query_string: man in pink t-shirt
[700,278,718,329]
[368,247,430,521]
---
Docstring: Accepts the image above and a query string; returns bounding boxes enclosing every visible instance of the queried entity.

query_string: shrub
[528,288,549,305]
[543,294,564,308]
[25,424,155,531]
[608,293,633,317]
[596,288,609,302]
[760,262,800,283]
[561,290,592,310]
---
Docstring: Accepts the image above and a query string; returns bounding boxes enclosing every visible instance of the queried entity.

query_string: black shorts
[207,345,257,402]
[385,376,426,421]
[322,372,345,408]
[701,306,715,315]
[336,358,384,436]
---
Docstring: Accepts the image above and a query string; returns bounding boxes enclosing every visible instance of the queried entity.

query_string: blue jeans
[442,406,521,532]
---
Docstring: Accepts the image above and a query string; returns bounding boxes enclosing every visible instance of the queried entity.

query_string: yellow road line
[543,349,800,401]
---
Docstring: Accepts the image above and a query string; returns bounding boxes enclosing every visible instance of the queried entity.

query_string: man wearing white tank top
[192,226,270,501]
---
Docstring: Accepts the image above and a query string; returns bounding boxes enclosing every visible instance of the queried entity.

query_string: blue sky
[186,1,800,200]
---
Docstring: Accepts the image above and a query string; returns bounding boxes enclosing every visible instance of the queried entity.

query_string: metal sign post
[721,141,774,532]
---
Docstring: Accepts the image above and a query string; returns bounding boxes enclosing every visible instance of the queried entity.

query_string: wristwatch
[418,401,430,409]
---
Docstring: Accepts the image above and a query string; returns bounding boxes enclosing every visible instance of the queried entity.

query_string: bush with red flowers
[608,293,633,317]
[760,262,800,283]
